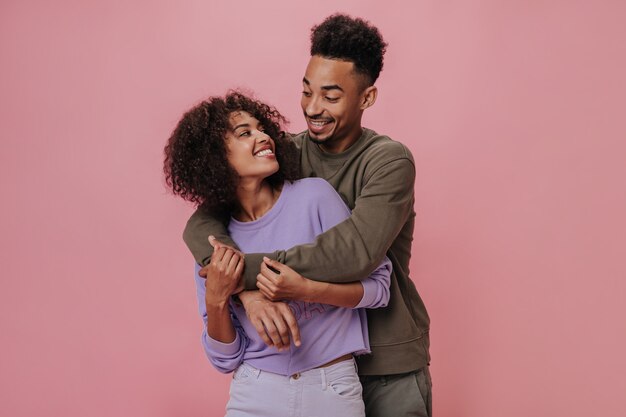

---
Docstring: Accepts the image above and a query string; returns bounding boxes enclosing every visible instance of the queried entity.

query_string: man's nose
[305,96,322,117]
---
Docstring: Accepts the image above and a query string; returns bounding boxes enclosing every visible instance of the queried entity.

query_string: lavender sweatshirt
[194,178,392,375]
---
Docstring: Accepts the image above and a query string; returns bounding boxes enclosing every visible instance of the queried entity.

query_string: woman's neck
[233,179,281,222]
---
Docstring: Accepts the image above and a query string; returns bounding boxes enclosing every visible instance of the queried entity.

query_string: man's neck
[318,127,364,154]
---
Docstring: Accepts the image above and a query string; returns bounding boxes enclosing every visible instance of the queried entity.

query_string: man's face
[301,55,368,153]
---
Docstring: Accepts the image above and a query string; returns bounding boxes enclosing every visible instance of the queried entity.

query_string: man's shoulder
[287,131,307,148]
[361,129,415,165]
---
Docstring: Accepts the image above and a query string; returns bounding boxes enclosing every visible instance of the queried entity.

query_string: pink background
[1,1,625,416]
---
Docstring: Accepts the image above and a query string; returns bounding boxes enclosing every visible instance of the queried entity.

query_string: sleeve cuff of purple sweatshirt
[203,330,242,356]
[354,279,384,309]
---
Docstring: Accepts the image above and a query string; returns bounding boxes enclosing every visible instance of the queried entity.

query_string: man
[185,14,432,417]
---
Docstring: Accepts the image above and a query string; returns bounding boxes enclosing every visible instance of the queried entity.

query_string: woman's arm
[195,247,247,373]
[256,256,392,309]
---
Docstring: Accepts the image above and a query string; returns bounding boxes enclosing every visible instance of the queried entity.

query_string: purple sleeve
[314,179,392,309]
[354,257,391,308]
[194,264,247,373]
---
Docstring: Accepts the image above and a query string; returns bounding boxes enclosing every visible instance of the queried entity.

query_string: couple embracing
[164,14,431,417]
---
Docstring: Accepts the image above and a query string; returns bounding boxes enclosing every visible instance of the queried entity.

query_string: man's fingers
[271,316,291,347]
[261,317,286,348]
[199,265,209,278]
[280,305,301,347]
[250,318,273,347]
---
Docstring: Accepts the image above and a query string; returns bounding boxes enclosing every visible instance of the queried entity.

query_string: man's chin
[307,131,332,145]
[308,136,326,145]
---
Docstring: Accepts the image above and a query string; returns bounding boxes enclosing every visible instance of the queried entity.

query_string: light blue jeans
[225,359,365,417]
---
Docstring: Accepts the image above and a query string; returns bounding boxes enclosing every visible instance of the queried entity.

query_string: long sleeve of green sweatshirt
[182,129,415,292]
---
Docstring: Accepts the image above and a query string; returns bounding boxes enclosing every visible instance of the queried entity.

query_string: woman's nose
[256,130,270,143]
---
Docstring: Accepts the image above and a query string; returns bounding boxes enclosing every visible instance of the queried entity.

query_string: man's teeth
[255,149,273,157]
[310,120,330,126]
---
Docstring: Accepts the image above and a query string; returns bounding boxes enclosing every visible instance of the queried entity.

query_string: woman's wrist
[301,279,326,303]
[205,297,230,311]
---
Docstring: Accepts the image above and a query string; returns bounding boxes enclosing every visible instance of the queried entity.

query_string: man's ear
[360,85,378,110]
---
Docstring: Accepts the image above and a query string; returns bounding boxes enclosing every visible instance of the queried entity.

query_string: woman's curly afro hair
[310,13,387,86]
[164,91,300,216]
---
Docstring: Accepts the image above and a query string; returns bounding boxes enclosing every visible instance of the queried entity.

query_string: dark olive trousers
[360,367,432,417]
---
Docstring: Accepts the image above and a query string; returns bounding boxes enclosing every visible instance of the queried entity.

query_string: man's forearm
[242,159,415,286]
[183,207,239,266]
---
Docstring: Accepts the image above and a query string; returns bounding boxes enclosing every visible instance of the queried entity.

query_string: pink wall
[1,1,625,416]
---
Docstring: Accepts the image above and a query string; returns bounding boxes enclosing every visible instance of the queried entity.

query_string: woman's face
[225,111,279,181]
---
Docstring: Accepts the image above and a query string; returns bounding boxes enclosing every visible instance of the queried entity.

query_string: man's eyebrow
[302,78,344,92]
[321,84,343,92]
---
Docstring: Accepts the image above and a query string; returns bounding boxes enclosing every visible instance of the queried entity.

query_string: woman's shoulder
[284,178,346,216]
[287,177,336,196]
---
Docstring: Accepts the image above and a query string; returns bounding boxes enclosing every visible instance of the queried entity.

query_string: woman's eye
[238,131,250,137]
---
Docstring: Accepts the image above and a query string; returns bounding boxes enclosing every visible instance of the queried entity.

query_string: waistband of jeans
[240,357,357,383]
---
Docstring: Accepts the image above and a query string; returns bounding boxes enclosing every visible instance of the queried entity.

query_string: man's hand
[203,237,244,304]
[239,291,301,350]
[256,257,311,302]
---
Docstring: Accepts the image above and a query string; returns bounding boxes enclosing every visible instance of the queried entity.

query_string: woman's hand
[256,257,311,302]
[204,245,244,306]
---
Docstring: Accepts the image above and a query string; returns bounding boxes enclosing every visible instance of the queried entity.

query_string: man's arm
[185,157,415,289]
[183,208,241,267]
[244,157,415,288]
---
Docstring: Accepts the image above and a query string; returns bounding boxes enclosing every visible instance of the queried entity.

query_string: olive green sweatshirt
[183,128,430,375]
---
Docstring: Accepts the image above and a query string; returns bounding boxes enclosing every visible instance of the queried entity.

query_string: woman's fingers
[211,246,227,263]
[256,279,274,300]
[220,249,236,269]
[259,262,279,282]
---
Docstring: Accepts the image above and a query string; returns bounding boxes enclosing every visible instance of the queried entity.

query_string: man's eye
[326,97,339,103]
[302,91,312,97]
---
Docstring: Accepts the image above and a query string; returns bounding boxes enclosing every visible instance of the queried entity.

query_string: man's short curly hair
[310,13,388,86]
[164,91,300,216]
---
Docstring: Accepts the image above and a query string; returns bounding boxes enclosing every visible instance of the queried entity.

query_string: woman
[164,92,391,417]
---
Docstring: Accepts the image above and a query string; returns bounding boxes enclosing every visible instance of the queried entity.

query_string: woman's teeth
[255,149,273,157]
